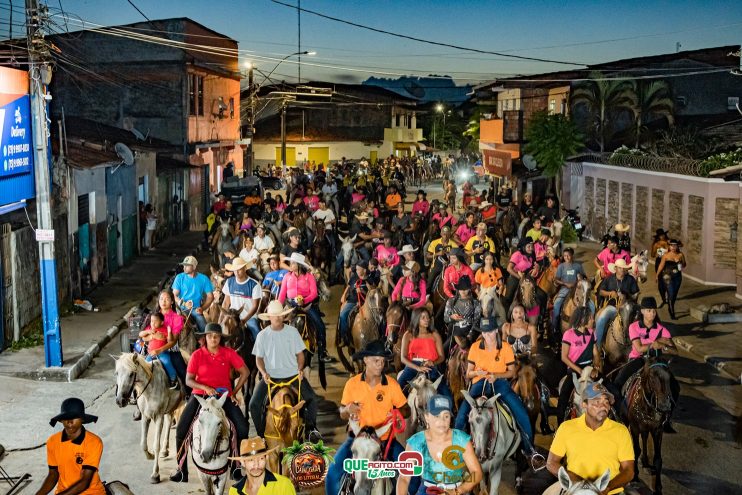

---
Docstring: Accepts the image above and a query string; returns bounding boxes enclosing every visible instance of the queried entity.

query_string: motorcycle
[563,207,585,241]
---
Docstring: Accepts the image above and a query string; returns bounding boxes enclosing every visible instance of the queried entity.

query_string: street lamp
[436,104,447,151]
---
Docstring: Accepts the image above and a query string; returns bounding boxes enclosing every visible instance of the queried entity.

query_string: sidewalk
[573,241,742,384]
[0,230,209,381]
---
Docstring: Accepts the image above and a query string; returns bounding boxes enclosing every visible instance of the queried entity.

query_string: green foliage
[524,112,584,177]
[630,80,674,149]
[651,126,720,159]
[561,221,578,243]
[9,318,43,351]
[699,148,742,177]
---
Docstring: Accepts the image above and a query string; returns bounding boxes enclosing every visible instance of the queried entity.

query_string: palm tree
[630,80,674,148]
[571,71,635,152]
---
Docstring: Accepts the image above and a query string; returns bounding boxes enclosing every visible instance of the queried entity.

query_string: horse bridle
[194,409,231,462]
[118,359,154,400]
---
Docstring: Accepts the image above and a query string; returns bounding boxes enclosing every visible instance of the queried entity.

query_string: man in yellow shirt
[426,226,459,290]
[228,437,296,495]
[325,341,409,495]
[545,383,635,495]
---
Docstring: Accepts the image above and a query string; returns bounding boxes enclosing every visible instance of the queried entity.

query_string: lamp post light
[243,61,255,175]
[435,103,446,151]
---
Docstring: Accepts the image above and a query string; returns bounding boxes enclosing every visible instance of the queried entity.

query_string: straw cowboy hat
[608,258,634,273]
[355,212,371,221]
[404,261,421,274]
[479,201,493,209]
[228,437,279,462]
[614,223,630,233]
[287,252,311,269]
[257,300,293,321]
[397,244,418,255]
[225,257,253,271]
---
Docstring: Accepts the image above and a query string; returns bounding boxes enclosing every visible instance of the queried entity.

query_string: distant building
[363,76,472,105]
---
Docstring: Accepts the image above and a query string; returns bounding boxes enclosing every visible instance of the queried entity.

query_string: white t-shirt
[322,183,337,196]
[254,235,275,253]
[252,324,306,378]
[222,276,262,320]
[312,209,336,230]
[239,247,260,265]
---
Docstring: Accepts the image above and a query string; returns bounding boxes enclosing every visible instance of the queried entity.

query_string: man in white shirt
[238,235,263,281]
[222,258,263,340]
[248,301,321,442]
[312,198,337,252]
[253,224,275,254]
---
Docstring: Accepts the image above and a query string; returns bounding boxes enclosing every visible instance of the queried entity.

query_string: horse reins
[264,376,304,441]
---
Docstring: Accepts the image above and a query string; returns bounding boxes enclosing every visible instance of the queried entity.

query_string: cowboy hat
[640,297,658,310]
[287,252,311,269]
[614,223,630,233]
[355,212,371,221]
[225,257,253,271]
[286,227,301,238]
[257,300,293,321]
[478,201,493,209]
[228,437,279,462]
[352,339,392,361]
[654,228,669,237]
[194,322,233,340]
[180,255,198,267]
[50,397,98,427]
[404,261,420,274]
[455,275,472,291]
[397,244,418,255]
[608,258,634,273]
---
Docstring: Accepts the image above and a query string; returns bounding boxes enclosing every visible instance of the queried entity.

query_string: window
[229,97,235,119]
[77,193,89,226]
[560,98,567,115]
[189,74,204,116]
[549,99,556,114]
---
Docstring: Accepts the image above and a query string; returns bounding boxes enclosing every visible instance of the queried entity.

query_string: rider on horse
[443,276,482,345]
[222,258,263,341]
[551,248,593,332]
[594,235,631,281]
[442,251,476,299]
[465,222,495,272]
[338,260,374,344]
[595,259,640,348]
[262,255,288,298]
[426,226,458,292]
[391,261,427,309]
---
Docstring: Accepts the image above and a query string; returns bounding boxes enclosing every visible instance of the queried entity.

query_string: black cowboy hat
[194,322,232,340]
[417,189,426,197]
[640,297,658,310]
[50,397,98,427]
[352,339,392,361]
[655,228,669,236]
[455,275,472,291]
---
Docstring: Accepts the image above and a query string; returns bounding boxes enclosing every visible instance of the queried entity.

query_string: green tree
[524,112,583,196]
[630,80,674,148]
[571,71,634,152]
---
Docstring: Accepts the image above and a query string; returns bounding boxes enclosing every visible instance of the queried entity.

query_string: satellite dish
[523,154,538,171]
[111,143,135,174]
[131,128,146,141]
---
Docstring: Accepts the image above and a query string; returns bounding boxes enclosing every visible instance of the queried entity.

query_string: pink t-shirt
[351,193,366,204]
[278,272,318,304]
[412,200,429,217]
[509,251,533,273]
[162,309,184,337]
[303,195,320,212]
[391,278,427,309]
[597,248,631,276]
[375,244,400,267]
[456,224,476,245]
[562,328,595,364]
[628,321,671,359]
[535,242,547,261]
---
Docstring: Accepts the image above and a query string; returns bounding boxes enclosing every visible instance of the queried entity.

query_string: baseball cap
[583,382,615,404]
[180,255,198,267]
[427,395,453,416]
[480,318,497,333]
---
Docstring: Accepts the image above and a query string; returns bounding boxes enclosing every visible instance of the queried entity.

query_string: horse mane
[119,353,153,380]
[273,388,296,436]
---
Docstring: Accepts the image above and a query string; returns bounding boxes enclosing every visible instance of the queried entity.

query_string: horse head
[312,268,331,302]
[479,285,506,324]
[516,357,538,410]
[642,359,675,414]
[519,275,537,307]
[572,366,596,416]
[461,390,498,462]
[113,353,151,407]
[266,387,305,439]
[349,422,391,493]
[339,235,357,268]
[218,308,241,340]
[558,466,611,495]
[409,373,444,420]
[193,392,229,462]
[574,278,592,307]
[631,250,649,283]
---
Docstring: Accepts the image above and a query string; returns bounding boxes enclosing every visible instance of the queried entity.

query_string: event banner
[0,94,33,178]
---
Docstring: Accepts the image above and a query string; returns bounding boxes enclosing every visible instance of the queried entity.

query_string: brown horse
[538,262,559,301]
[598,296,640,373]
[308,222,333,279]
[339,288,387,374]
[559,278,593,334]
[513,356,542,437]
[511,275,540,326]
[217,307,256,403]
[430,275,448,334]
[623,359,676,495]
[385,302,409,372]
[264,384,306,474]
[446,335,469,411]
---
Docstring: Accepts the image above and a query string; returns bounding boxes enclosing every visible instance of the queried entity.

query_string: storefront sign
[482,149,512,177]
[0,67,35,209]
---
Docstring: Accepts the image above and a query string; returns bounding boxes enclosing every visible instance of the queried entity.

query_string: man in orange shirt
[385,185,403,211]
[37,398,106,495]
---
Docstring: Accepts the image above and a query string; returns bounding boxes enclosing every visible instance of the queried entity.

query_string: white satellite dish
[523,154,538,171]
[111,142,135,174]
[131,128,146,141]
[122,116,149,141]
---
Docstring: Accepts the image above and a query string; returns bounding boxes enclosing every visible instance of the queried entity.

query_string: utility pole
[280,102,287,175]
[245,64,255,176]
[26,0,62,367]
[298,0,301,84]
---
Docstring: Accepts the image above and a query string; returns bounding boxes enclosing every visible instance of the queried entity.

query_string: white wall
[253,141,387,166]
[69,168,108,234]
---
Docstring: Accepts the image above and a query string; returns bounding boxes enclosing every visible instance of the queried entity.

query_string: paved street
[0,183,740,495]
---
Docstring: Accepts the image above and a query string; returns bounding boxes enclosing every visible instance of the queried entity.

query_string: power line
[125,0,151,23]
[269,0,586,66]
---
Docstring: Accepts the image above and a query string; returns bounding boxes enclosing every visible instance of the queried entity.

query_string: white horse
[479,284,507,325]
[348,420,393,495]
[461,391,520,495]
[114,353,183,483]
[631,250,649,284]
[404,374,444,437]
[192,393,232,495]
[338,234,359,284]
[545,466,611,495]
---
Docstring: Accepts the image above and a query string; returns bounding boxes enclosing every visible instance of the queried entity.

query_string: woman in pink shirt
[350,189,366,206]
[454,212,477,246]
[278,253,330,362]
[391,261,427,309]
[431,204,455,230]
[505,237,542,316]
[303,187,320,212]
[411,190,430,218]
[374,232,400,268]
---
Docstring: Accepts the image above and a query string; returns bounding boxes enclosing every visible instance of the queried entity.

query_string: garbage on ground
[74,299,99,312]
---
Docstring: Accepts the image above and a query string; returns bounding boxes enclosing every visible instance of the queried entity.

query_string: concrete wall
[565,161,742,287]
[253,141,388,167]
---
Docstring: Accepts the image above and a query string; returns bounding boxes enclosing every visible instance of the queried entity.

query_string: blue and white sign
[0,94,33,178]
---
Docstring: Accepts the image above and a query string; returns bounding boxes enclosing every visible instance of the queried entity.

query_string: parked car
[220,175,264,201]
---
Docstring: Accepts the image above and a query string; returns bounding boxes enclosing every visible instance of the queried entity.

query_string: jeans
[595,306,617,348]
[246,316,261,341]
[338,302,357,343]
[454,378,535,452]
[145,351,176,381]
[552,287,596,330]
[248,376,318,436]
[174,394,249,476]
[190,311,207,333]
[306,304,327,352]
[335,253,345,281]
[396,366,453,400]
[667,272,682,310]
[325,435,405,495]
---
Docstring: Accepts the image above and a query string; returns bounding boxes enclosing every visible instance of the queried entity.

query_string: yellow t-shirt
[229,470,296,495]
[427,238,459,255]
[549,415,634,495]
[341,373,407,440]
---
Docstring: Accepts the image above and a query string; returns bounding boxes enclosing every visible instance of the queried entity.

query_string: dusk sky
[5,0,742,83]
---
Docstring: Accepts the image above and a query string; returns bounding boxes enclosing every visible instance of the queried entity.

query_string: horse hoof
[145,452,155,460]
[150,475,160,484]
[160,450,169,458]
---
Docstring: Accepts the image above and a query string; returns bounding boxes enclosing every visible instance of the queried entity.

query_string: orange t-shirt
[46,428,106,495]
[385,193,402,209]
[467,339,515,384]
[475,267,503,288]
[341,373,407,440]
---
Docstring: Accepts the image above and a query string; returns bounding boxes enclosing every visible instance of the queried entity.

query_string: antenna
[111,142,135,174]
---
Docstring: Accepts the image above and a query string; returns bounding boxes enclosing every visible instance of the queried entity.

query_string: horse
[287,305,327,389]
[385,302,409,372]
[212,219,235,268]
[461,391,520,495]
[511,275,540,327]
[563,366,597,420]
[599,297,640,373]
[308,222,333,279]
[537,262,559,301]
[623,359,676,495]
[429,274,448,333]
[338,234,359,284]
[479,284,507,326]
[553,466,611,495]
[264,383,306,474]
[513,356,543,438]
[340,288,387,374]
[447,336,469,411]
[103,481,136,495]
[191,393,233,495]
[404,374,444,436]
[559,278,593,334]
[216,307,257,403]
[631,250,649,284]
[114,353,183,484]
[500,206,520,249]
[311,266,332,303]
[377,266,394,298]
[345,421,393,495]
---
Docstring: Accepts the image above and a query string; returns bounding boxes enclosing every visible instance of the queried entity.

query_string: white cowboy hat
[287,252,311,268]
[225,257,253,271]
[608,258,634,273]
[397,244,418,255]
[614,223,630,233]
[479,201,493,209]
[257,300,294,321]
[355,212,371,221]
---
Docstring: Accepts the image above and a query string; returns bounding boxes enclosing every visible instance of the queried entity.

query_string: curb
[674,336,742,385]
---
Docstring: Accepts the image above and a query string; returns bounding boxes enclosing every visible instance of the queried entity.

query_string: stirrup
[530,452,546,471]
